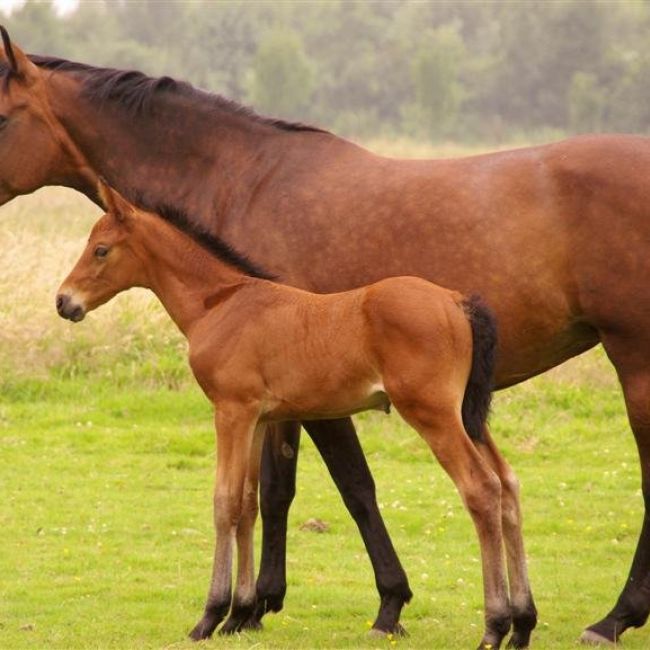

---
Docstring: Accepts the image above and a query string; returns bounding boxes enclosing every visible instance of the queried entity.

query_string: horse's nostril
[56,295,64,311]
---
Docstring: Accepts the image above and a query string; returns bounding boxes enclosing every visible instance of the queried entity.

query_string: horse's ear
[0,26,39,83]
[97,179,134,223]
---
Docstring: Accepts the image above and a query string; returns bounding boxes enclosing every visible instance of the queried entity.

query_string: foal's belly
[261,382,391,423]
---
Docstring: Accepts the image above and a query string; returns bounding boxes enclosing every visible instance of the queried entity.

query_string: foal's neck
[133,214,252,337]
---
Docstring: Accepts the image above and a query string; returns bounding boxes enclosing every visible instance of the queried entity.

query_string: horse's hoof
[580,629,616,646]
[368,622,409,638]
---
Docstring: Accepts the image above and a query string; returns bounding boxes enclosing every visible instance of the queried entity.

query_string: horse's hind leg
[394,398,510,649]
[478,427,537,649]
[583,337,650,644]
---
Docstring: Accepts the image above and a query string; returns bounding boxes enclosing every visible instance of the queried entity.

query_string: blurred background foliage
[2,0,650,142]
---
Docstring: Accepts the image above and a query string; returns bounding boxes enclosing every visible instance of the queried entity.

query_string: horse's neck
[48,73,282,226]
[133,216,250,336]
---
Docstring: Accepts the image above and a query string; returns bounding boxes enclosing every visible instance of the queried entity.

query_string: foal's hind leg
[478,427,537,648]
[395,398,510,649]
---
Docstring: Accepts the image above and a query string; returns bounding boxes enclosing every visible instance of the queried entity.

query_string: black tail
[461,295,498,442]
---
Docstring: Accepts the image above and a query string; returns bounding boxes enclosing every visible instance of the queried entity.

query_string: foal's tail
[461,295,498,443]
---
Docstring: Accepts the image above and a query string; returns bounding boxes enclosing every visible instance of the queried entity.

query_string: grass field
[1,141,649,648]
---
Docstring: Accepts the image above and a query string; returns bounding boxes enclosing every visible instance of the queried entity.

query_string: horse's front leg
[303,417,412,636]
[220,425,265,634]
[251,420,301,623]
[189,405,259,641]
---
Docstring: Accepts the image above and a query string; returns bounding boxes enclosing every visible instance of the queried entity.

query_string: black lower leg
[250,422,301,625]
[303,417,412,634]
[585,497,650,643]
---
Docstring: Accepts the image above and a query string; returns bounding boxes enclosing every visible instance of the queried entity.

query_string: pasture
[0,142,648,648]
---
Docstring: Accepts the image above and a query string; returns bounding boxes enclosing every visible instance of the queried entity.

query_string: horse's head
[56,181,144,322]
[0,27,93,206]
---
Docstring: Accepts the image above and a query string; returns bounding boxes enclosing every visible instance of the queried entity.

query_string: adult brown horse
[57,182,502,648]
[0,28,649,646]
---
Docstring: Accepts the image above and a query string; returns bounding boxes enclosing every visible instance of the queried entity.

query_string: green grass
[0,351,649,649]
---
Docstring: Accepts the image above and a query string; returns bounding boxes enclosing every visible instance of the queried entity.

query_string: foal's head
[56,182,144,322]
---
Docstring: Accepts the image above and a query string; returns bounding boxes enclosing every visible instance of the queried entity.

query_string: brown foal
[56,183,509,648]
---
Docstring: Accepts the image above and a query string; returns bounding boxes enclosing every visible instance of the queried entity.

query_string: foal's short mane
[148,201,274,281]
[0,54,326,134]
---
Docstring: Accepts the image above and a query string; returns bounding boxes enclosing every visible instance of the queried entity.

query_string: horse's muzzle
[56,293,85,322]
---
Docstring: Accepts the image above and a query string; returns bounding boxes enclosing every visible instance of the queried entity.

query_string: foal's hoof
[368,622,409,638]
[477,642,503,650]
[239,616,263,632]
[189,621,214,641]
[506,635,529,650]
[219,610,263,635]
[580,629,616,646]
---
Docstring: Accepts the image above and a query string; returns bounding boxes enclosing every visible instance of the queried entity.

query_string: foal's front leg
[220,426,265,634]
[189,405,260,641]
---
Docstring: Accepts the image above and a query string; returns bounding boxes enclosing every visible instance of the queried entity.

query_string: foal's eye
[94,245,109,258]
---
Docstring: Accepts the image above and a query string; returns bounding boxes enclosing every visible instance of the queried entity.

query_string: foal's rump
[363,277,496,440]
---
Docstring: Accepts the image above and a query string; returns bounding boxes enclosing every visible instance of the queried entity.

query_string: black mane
[0,54,325,133]
[149,201,274,281]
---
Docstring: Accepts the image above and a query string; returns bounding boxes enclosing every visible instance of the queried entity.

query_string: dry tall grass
[0,188,183,380]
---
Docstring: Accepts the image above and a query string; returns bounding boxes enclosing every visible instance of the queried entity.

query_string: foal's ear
[0,27,39,83]
[97,179,135,223]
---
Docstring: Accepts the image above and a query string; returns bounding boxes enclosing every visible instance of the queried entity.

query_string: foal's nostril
[56,294,77,319]
[56,294,67,314]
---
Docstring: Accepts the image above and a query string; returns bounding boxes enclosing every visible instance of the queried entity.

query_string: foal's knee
[214,493,243,529]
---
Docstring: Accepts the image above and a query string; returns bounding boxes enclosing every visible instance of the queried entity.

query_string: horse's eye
[0,115,7,130]
[94,245,109,258]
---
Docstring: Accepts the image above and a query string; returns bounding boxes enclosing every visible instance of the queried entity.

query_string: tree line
[3,0,649,142]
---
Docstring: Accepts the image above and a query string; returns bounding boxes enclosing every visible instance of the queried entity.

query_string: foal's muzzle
[56,293,86,322]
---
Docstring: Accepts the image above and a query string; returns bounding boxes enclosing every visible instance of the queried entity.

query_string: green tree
[407,25,466,138]
[607,54,650,133]
[568,72,604,133]
[247,28,314,118]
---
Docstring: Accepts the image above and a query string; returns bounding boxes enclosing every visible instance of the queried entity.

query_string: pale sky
[0,0,80,16]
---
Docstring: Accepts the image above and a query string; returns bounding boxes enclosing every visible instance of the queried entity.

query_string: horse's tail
[460,295,498,442]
